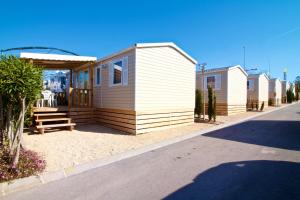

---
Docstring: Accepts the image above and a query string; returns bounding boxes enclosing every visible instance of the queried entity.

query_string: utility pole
[200,63,207,120]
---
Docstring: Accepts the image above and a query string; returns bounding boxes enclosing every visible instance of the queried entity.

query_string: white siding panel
[135,47,195,110]
[93,50,135,110]
[258,75,269,103]
[227,68,247,105]
[196,71,228,104]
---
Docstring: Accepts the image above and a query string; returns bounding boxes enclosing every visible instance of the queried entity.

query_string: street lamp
[199,63,207,120]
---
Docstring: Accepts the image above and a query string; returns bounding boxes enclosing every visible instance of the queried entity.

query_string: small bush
[286,89,294,103]
[213,91,216,122]
[208,86,213,121]
[255,103,259,111]
[0,147,46,183]
[268,99,273,106]
[260,102,265,111]
[194,89,202,118]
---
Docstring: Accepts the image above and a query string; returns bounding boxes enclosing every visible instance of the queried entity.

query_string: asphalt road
[4,103,300,200]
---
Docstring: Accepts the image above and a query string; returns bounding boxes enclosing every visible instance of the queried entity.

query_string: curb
[1,102,298,196]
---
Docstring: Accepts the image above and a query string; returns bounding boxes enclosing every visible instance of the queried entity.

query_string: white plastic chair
[42,90,52,107]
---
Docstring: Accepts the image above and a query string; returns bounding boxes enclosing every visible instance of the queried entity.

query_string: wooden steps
[36,118,70,122]
[36,123,76,129]
[33,112,75,134]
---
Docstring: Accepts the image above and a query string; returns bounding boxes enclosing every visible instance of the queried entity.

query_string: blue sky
[0,0,299,81]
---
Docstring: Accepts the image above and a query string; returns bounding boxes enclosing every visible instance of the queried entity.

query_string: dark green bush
[260,102,265,111]
[213,91,216,122]
[194,89,202,118]
[208,87,213,121]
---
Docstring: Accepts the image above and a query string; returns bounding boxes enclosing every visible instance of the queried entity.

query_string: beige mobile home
[93,43,197,134]
[281,80,290,103]
[247,73,269,109]
[269,78,282,106]
[196,65,248,115]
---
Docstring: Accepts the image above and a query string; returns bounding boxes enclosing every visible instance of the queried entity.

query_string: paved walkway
[4,103,300,200]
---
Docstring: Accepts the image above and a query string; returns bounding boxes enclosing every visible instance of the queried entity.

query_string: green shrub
[268,99,273,106]
[260,102,265,111]
[194,89,202,118]
[255,103,259,111]
[286,87,295,103]
[208,86,213,121]
[213,91,216,122]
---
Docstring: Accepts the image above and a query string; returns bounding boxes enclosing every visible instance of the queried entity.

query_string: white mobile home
[196,65,248,115]
[247,73,269,109]
[93,42,197,134]
[281,80,290,103]
[269,78,282,106]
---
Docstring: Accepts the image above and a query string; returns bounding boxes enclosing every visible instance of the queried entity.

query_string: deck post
[68,87,73,112]
[70,69,73,87]
[89,62,94,108]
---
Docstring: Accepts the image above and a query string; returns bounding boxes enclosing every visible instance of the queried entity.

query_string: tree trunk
[12,97,25,168]
[5,105,13,149]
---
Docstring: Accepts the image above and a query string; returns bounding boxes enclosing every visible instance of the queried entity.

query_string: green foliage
[255,103,259,111]
[0,56,43,166]
[194,89,202,118]
[260,101,264,111]
[286,87,295,103]
[0,56,43,106]
[295,76,300,101]
[208,86,213,121]
[268,99,273,106]
[213,91,216,122]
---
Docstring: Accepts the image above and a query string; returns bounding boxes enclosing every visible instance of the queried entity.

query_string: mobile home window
[113,60,123,85]
[247,80,254,91]
[95,66,101,86]
[207,76,216,89]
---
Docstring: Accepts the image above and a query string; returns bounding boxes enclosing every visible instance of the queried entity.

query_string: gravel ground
[23,107,275,172]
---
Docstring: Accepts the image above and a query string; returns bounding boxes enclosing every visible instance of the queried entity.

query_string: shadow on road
[203,120,300,151]
[164,160,300,200]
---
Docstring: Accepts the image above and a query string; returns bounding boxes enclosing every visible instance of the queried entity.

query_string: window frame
[94,65,102,87]
[112,59,123,86]
[206,75,216,90]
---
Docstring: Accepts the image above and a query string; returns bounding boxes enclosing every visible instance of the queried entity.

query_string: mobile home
[196,65,248,115]
[269,78,282,106]
[281,80,290,103]
[93,43,197,134]
[247,73,269,109]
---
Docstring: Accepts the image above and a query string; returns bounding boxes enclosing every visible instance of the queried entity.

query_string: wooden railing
[57,92,68,106]
[69,88,92,108]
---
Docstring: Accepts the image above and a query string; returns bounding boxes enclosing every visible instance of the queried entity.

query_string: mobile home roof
[97,42,197,65]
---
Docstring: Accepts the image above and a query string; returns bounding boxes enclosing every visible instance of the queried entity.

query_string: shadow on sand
[203,120,300,151]
[164,160,300,200]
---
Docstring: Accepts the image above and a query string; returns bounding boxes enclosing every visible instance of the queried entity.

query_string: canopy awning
[20,52,97,69]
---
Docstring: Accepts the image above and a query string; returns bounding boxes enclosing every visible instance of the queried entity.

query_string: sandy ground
[23,107,275,172]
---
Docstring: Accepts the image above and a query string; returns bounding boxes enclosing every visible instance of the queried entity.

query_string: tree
[0,56,43,167]
[295,76,300,101]
[212,91,216,122]
[286,85,295,103]
[208,86,213,121]
[194,89,202,118]
[260,101,264,111]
